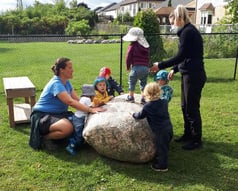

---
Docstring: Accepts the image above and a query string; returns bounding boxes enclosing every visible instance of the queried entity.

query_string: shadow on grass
[206,77,235,83]
[45,137,238,190]
[85,141,238,190]
[15,125,238,190]
[15,123,31,135]
[0,47,15,53]
[101,140,237,190]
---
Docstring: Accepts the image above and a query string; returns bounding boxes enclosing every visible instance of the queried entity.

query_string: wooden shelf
[14,103,31,123]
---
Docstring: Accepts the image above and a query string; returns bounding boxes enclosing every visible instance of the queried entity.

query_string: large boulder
[83,94,156,163]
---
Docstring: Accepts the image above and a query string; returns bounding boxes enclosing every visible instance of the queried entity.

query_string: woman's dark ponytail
[51,57,70,76]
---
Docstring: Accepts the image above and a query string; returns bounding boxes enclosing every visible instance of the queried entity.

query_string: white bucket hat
[122,27,149,48]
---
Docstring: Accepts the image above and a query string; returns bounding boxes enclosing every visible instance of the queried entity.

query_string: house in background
[118,0,165,17]
[103,3,121,19]
[154,0,195,25]
[99,0,196,24]
[96,3,117,16]
[196,0,231,25]
[154,6,175,25]
[96,3,117,22]
[95,0,231,30]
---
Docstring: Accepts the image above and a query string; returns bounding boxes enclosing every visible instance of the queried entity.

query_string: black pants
[181,71,207,142]
[154,126,173,168]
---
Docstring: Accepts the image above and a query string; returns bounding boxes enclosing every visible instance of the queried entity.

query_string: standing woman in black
[150,4,207,150]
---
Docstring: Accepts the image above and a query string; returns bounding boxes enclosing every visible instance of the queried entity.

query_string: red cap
[99,67,111,77]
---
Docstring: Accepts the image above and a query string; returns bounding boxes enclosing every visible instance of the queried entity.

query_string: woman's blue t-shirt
[33,76,73,113]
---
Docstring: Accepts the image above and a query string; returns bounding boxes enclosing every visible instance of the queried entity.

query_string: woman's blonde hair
[174,4,191,24]
[144,82,160,102]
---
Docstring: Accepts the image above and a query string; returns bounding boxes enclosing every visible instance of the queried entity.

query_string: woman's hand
[90,107,106,114]
[149,62,160,73]
[168,70,175,80]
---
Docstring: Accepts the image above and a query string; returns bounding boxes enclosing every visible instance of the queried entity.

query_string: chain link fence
[0,32,237,82]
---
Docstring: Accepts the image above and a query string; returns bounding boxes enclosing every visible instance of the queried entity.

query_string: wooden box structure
[3,76,36,127]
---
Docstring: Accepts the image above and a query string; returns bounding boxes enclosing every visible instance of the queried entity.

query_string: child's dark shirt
[133,99,172,132]
[107,76,124,97]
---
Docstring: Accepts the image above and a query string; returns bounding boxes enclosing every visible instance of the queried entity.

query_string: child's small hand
[168,70,174,80]
[149,62,159,73]
[126,67,131,72]
[91,107,106,113]
[129,112,136,118]
[98,102,106,107]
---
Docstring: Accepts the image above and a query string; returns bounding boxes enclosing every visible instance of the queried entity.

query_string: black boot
[174,134,191,142]
[182,140,202,150]
[182,128,202,150]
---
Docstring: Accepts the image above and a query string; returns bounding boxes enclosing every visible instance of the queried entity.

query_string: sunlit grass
[0,42,237,191]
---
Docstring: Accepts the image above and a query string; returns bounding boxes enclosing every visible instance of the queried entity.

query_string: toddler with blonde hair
[132,82,173,172]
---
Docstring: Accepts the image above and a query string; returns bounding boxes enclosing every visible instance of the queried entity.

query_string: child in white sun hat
[123,27,150,104]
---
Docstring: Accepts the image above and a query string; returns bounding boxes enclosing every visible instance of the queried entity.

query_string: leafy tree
[4,15,20,34]
[220,0,238,24]
[168,0,172,7]
[42,16,68,34]
[65,19,90,35]
[69,7,95,27]
[0,0,96,35]
[20,17,33,34]
[225,0,238,23]
[114,12,133,24]
[69,0,78,9]
[134,9,165,66]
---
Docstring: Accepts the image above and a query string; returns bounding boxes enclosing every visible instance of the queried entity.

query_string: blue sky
[0,0,120,13]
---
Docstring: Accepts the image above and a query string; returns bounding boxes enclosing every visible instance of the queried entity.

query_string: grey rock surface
[83,94,156,163]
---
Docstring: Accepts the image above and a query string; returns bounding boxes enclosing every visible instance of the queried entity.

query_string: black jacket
[107,76,124,97]
[159,23,205,74]
[29,111,45,149]
[133,99,173,133]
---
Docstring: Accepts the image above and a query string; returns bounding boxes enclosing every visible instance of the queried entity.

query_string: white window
[140,3,144,8]
[208,15,212,24]
[200,11,213,25]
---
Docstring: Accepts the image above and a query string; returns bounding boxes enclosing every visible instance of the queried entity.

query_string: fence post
[120,34,123,86]
[234,46,238,80]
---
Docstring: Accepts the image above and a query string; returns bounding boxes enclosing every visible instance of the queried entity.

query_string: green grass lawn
[0,42,237,191]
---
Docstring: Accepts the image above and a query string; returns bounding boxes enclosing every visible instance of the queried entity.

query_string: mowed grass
[0,42,237,191]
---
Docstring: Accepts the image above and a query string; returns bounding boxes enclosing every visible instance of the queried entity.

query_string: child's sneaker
[151,163,168,172]
[126,95,135,103]
[66,144,77,155]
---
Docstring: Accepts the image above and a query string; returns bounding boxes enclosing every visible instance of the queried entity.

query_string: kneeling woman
[30,57,103,150]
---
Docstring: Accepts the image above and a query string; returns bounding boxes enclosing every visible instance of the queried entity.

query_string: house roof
[120,0,137,6]
[158,0,194,8]
[98,3,117,12]
[186,0,196,8]
[106,2,121,11]
[155,7,175,15]
[94,6,105,13]
[199,3,215,11]
[120,0,164,6]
